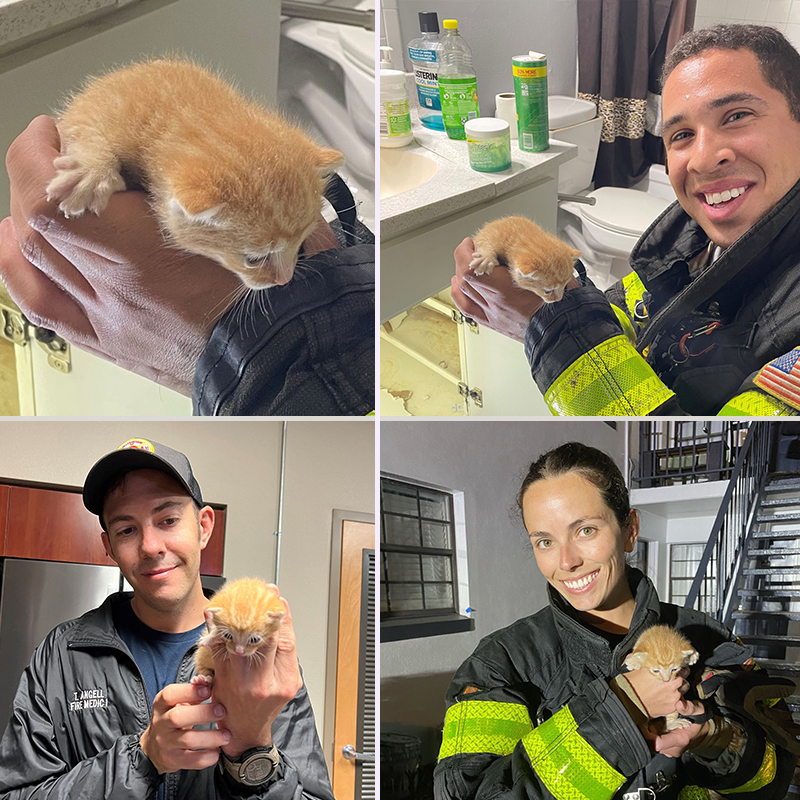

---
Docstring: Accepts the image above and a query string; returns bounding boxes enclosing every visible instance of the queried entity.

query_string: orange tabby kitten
[470,216,580,302]
[46,59,343,289]
[192,578,286,685]
[623,625,699,731]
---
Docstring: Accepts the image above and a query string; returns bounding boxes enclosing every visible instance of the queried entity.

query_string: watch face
[242,753,276,784]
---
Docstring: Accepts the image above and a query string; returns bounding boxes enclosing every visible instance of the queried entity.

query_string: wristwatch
[219,744,280,786]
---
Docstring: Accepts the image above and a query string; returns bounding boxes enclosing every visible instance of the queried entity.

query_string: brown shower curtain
[577,0,696,188]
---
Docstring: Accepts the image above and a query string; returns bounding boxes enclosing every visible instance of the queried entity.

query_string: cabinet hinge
[1,302,28,346]
[34,328,72,374]
[451,310,479,333]
[458,383,483,408]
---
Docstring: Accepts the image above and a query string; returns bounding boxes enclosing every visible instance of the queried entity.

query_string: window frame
[380,472,474,642]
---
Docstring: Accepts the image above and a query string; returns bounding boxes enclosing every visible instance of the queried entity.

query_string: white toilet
[548,95,676,289]
[279,0,375,231]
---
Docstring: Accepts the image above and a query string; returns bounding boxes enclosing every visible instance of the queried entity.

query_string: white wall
[380,420,624,743]
[381,0,578,113]
[694,0,800,50]
[0,419,375,740]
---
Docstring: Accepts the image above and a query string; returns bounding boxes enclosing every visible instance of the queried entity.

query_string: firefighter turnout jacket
[525,177,800,416]
[433,569,796,800]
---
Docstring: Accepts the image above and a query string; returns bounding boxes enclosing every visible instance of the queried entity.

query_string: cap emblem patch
[118,439,155,453]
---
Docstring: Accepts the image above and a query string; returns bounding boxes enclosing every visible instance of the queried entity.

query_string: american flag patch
[754,349,800,410]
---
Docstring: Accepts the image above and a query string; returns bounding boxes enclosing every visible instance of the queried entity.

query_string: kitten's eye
[244,254,268,268]
[249,636,262,645]
[222,632,233,640]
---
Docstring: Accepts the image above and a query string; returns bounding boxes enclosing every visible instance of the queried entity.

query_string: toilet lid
[581,187,673,236]
[338,25,374,75]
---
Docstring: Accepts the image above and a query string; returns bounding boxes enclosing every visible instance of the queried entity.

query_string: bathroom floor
[0,337,20,416]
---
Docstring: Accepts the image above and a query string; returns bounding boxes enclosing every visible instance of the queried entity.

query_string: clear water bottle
[407,11,443,131]
[437,19,480,140]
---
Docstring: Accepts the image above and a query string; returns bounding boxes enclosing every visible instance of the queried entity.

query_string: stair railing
[685,422,775,623]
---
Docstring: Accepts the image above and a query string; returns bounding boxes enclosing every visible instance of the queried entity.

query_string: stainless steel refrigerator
[0,558,122,729]
[0,558,226,731]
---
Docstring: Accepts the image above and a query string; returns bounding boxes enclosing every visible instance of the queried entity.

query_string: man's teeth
[704,186,748,207]
[563,571,597,589]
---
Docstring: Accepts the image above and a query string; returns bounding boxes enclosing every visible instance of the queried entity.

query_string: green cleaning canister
[465,118,511,172]
[512,51,549,152]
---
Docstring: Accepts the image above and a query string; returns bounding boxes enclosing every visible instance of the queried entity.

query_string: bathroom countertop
[0,0,139,54]
[382,108,577,240]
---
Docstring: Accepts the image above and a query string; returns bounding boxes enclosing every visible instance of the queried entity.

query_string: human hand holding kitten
[46,59,343,290]
[0,116,338,395]
[451,236,580,342]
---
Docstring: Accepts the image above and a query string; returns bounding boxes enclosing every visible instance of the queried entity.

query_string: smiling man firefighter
[451,24,800,416]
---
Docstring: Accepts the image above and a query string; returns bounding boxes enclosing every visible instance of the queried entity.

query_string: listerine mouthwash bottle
[437,19,479,140]
[407,11,444,131]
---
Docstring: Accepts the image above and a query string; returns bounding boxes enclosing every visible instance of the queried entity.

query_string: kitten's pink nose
[235,645,245,655]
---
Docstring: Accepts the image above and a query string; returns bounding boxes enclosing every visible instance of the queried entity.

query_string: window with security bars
[380,477,457,618]
[670,543,717,613]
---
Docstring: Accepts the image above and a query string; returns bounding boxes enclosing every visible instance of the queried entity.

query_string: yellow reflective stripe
[678,787,711,800]
[611,304,637,344]
[719,740,777,794]
[718,390,797,416]
[545,335,675,416]
[622,271,646,322]
[438,701,533,760]
[521,706,624,800]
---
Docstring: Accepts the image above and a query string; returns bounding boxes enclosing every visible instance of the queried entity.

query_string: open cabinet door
[325,511,375,800]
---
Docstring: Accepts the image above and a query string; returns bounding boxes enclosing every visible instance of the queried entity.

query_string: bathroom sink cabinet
[381,174,557,417]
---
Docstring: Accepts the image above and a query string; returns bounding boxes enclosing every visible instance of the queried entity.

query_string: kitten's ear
[570,248,582,259]
[204,607,222,630]
[316,147,344,176]
[683,649,699,665]
[623,652,645,671]
[169,196,228,226]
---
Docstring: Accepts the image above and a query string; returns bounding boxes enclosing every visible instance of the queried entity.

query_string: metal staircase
[685,423,800,795]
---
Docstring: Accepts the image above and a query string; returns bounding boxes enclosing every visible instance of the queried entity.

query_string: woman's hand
[623,668,689,719]
[644,700,711,758]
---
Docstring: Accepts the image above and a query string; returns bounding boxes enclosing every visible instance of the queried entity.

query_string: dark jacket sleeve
[0,634,161,800]
[192,225,374,416]
[433,647,654,800]
[214,681,335,800]
[523,272,798,416]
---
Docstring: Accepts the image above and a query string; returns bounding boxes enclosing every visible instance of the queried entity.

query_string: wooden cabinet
[1,482,225,574]
[201,507,225,577]
[0,484,8,557]
[7,486,107,565]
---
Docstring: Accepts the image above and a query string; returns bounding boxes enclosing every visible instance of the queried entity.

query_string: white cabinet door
[463,327,551,416]
[30,346,192,417]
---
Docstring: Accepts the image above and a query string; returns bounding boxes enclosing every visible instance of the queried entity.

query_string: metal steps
[738,634,800,648]
[733,611,800,621]
[757,513,800,524]
[748,547,800,557]
[753,529,800,540]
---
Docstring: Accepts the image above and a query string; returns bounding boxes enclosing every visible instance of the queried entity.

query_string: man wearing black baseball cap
[0,438,333,800]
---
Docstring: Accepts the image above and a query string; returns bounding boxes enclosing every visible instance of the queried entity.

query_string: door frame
[323,509,375,774]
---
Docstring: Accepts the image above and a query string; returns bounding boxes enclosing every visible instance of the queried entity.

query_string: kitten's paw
[190,673,214,686]
[469,252,499,276]
[46,155,125,218]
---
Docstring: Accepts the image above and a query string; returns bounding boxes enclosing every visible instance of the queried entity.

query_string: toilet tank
[548,95,602,195]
